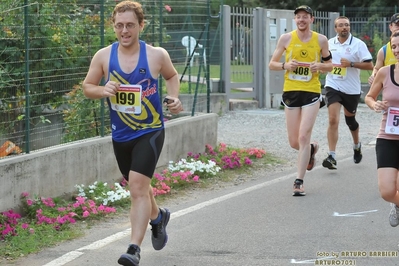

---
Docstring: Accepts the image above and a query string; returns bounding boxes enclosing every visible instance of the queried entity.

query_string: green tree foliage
[224,0,397,13]
[63,83,111,143]
[0,0,116,143]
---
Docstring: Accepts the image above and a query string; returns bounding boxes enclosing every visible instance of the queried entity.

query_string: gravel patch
[217,103,382,171]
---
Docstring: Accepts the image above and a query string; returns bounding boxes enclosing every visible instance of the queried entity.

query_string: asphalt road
[9,146,399,266]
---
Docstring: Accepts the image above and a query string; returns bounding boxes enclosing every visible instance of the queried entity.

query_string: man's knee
[345,115,359,131]
[328,116,340,127]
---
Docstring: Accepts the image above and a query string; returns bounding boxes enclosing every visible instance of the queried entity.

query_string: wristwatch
[350,62,355,67]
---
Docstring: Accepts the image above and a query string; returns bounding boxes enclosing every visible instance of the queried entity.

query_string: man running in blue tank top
[83,1,183,265]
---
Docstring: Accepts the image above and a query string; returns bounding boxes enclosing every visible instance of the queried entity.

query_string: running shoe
[118,244,140,266]
[307,142,319,171]
[150,208,170,250]
[389,203,399,227]
[353,143,362,164]
[292,180,306,196]
[322,154,337,170]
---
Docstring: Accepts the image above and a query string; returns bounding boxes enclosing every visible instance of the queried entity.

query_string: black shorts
[281,91,322,108]
[113,129,165,179]
[325,87,360,114]
[375,138,399,169]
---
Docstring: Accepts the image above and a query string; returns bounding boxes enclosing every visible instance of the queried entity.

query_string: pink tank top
[377,64,399,140]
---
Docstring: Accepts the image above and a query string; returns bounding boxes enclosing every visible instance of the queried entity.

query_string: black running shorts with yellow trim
[281,91,322,108]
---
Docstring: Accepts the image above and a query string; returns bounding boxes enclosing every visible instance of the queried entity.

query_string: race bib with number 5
[385,107,399,135]
[109,84,142,114]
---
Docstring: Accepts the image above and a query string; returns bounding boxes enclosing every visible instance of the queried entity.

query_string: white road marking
[290,258,316,264]
[333,209,378,217]
[291,256,336,264]
[43,172,297,265]
[77,230,131,251]
[42,251,84,266]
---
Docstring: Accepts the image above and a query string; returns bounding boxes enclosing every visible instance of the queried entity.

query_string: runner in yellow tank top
[284,30,321,93]
[269,5,332,196]
[368,13,399,84]
[384,42,397,66]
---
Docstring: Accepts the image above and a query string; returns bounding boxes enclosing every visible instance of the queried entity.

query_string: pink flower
[161,183,170,191]
[57,216,67,224]
[244,157,252,165]
[119,178,128,187]
[154,173,165,181]
[26,199,34,206]
[21,223,29,229]
[21,192,29,198]
[42,197,55,207]
[192,175,200,182]
[164,5,172,12]
[29,228,35,234]
[88,200,96,208]
[76,196,86,204]
[82,211,90,218]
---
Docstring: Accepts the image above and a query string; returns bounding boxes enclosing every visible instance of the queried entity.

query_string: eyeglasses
[337,23,350,27]
[114,23,138,30]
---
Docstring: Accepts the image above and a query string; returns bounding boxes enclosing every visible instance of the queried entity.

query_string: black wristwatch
[350,62,355,67]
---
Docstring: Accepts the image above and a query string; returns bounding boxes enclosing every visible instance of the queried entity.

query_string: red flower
[363,35,370,41]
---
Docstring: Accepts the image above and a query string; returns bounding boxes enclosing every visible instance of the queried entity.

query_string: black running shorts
[375,138,399,169]
[325,86,360,113]
[281,91,322,108]
[113,129,165,179]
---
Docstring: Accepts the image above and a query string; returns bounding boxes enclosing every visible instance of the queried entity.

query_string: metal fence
[338,6,399,58]
[1,2,398,159]
[0,0,221,158]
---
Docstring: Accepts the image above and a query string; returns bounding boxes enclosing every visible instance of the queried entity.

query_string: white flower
[168,158,220,176]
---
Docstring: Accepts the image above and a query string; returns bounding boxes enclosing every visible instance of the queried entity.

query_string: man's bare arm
[368,47,384,84]
[268,33,289,70]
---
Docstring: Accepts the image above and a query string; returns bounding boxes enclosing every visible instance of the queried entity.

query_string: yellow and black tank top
[283,31,321,93]
[383,42,396,66]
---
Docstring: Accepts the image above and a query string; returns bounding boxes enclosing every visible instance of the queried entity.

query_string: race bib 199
[385,107,399,135]
[109,84,142,114]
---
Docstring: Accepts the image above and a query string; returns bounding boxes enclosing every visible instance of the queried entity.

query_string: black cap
[294,5,313,16]
[391,13,399,24]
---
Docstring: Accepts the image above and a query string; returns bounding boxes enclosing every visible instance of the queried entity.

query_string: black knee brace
[345,115,359,131]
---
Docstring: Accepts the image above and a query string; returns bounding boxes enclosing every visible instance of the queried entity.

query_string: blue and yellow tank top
[383,42,396,66]
[106,40,164,142]
[283,31,321,93]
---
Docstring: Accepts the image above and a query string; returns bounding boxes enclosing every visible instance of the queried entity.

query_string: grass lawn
[175,64,373,84]
[170,64,373,94]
